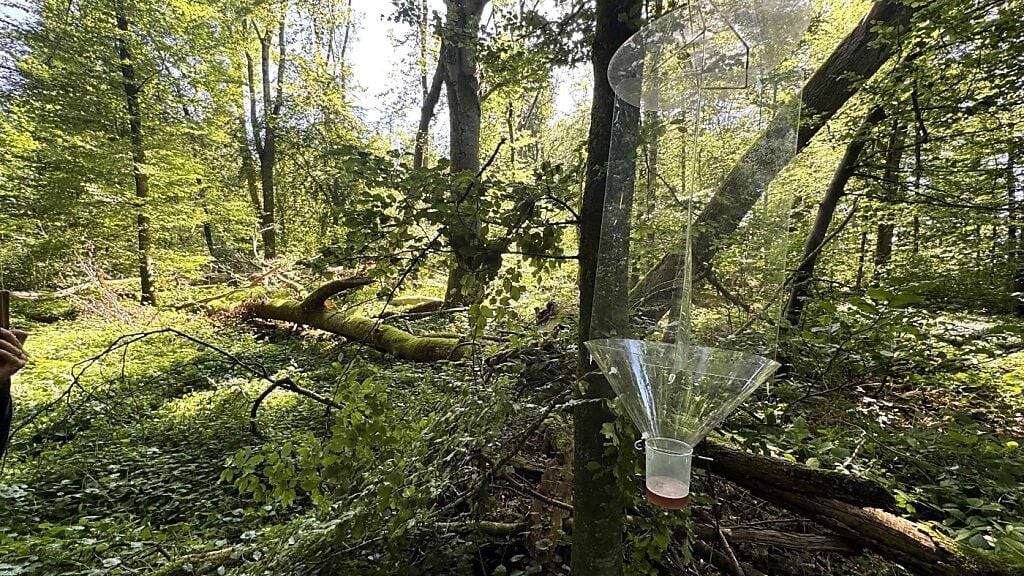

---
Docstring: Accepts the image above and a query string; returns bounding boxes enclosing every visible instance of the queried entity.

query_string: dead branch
[300,276,373,312]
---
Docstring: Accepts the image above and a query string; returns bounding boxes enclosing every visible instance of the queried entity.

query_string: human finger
[12,329,27,344]
[0,329,20,348]
[0,340,24,360]
[0,349,26,370]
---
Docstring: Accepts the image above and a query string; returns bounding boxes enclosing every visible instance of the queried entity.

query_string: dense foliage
[0,0,1022,575]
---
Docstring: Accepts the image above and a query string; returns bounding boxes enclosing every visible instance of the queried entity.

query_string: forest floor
[0,284,1022,576]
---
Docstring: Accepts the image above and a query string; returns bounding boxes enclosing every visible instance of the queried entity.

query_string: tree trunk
[414,45,446,170]
[873,120,906,275]
[257,33,276,258]
[629,0,916,325]
[1009,146,1024,316]
[339,0,353,93]
[856,231,869,289]
[874,223,895,267]
[200,181,217,259]
[442,0,488,306]
[240,124,261,216]
[248,16,286,261]
[242,279,472,363]
[114,0,156,306]
[785,107,886,325]
[574,1,642,575]
[413,0,439,170]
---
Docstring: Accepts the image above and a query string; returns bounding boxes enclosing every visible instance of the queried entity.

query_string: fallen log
[698,439,897,511]
[10,278,138,301]
[299,277,373,312]
[241,280,471,362]
[740,478,1017,576]
[694,524,858,555]
[690,440,1020,575]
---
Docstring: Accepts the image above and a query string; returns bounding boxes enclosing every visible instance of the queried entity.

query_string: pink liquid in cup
[645,475,690,510]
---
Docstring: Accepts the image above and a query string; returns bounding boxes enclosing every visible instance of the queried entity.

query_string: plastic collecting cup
[645,437,693,510]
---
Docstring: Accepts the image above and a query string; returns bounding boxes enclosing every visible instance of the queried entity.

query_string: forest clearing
[0,0,1023,575]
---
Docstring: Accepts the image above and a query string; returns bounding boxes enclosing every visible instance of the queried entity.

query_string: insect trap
[585,0,812,509]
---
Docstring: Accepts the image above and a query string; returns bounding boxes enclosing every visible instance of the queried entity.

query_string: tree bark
[442,0,488,306]
[242,281,471,363]
[248,15,286,260]
[785,106,886,325]
[629,0,917,325]
[574,1,642,575]
[414,45,446,170]
[114,0,156,306]
[873,120,906,274]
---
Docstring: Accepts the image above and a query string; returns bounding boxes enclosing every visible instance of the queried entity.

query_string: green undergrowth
[6,287,1024,575]
[730,299,1024,566]
[0,294,552,575]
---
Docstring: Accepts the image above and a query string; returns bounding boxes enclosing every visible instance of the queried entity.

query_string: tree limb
[299,277,373,312]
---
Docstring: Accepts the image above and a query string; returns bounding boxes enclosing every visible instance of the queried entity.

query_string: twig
[439,387,571,514]
[489,463,573,512]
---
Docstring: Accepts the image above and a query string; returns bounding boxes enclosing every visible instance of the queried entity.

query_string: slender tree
[873,119,907,274]
[785,107,887,325]
[114,0,156,305]
[245,11,287,260]
[1009,145,1024,316]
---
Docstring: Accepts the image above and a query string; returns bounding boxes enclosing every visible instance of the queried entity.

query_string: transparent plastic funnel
[585,0,810,510]
[585,339,780,507]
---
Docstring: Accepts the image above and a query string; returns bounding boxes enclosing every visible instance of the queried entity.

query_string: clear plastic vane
[586,0,811,508]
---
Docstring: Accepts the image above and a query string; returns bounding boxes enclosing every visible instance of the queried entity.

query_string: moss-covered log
[244,299,471,362]
[299,277,373,312]
[698,439,897,510]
